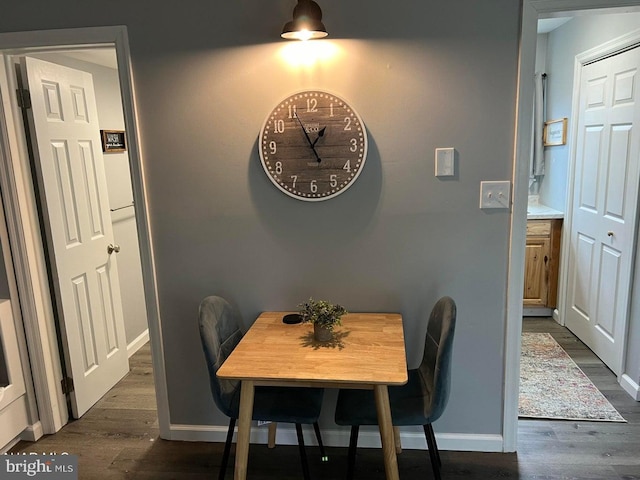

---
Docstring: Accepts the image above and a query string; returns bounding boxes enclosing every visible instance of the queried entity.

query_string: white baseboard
[0,421,43,452]
[620,374,640,401]
[20,421,43,442]
[127,329,149,358]
[169,423,504,452]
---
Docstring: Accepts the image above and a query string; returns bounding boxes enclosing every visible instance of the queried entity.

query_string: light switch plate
[479,181,511,209]
[435,148,455,177]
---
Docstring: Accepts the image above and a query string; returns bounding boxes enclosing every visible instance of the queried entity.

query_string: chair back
[418,296,457,421]
[198,296,244,418]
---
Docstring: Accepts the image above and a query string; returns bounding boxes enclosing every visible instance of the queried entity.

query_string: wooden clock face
[259,90,367,201]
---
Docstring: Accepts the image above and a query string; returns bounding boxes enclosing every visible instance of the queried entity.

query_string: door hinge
[61,376,74,395]
[16,88,32,109]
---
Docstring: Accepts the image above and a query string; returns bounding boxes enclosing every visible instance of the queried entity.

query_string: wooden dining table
[216,311,408,480]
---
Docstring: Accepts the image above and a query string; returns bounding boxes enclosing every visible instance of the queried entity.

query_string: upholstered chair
[199,296,325,480]
[334,296,457,480]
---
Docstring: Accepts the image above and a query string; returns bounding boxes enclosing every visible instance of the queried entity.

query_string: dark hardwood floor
[9,318,640,479]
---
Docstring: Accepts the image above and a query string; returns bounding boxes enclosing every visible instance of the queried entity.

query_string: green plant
[298,298,347,332]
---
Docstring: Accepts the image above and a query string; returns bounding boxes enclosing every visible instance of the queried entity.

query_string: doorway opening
[17,50,148,419]
[0,27,168,446]
[509,0,640,451]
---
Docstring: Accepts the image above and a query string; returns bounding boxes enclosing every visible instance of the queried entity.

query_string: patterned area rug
[519,333,626,422]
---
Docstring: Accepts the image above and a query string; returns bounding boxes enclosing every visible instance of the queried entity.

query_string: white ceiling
[537,17,572,33]
[59,48,117,69]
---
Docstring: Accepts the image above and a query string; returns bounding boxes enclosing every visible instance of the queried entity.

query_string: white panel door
[565,47,640,375]
[21,57,128,417]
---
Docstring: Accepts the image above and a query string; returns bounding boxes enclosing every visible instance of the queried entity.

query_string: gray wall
[0,1,520,436]
[539,12,640,210]
[539,12,640,390]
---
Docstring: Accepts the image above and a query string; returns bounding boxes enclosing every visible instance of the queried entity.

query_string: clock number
[307,98,318,112]
[259,91,367,201]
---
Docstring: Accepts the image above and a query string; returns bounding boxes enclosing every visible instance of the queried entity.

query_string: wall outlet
[479,181,511,209]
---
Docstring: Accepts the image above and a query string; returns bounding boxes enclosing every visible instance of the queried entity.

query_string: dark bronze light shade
[281,0,328,40]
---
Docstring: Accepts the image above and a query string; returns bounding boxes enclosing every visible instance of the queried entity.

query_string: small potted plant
[298,298,348,342]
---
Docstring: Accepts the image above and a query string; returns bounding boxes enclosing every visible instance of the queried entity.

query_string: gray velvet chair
[198,296,326,480]
[334,296,457,480]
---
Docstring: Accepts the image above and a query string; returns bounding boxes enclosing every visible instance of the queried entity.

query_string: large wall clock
[259,90,368,201]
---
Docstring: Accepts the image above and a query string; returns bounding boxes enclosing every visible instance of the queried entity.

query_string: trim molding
[620,374,640,401]
[504,0,539,453]
[19,421,43,442]
[531,0,640,13]
[0,50,67,434]
[169,423,504,452]
[127,329,149,358]
[575,28,640,64]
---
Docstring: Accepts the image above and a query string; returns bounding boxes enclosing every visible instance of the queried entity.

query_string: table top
[217,312,408,387]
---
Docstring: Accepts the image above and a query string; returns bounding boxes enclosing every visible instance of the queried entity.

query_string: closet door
[564,46,640,375]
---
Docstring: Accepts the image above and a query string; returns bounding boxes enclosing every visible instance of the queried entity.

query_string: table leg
[393,426,402,454]
[235,380,255,480]
[374,385,400,480]
[268,422,277,448]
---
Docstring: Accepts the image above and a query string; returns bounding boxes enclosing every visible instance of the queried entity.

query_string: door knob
[607,231,614,237]
[107,243,121,255]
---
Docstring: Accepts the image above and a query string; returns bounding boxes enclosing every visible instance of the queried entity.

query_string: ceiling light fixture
[281,0,328,41]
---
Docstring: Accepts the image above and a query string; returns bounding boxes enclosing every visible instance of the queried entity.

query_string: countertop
[527,202,564,220]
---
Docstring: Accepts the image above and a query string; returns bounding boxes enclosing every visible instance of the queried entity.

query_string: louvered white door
[21,57,128,417]
[564,47,640,375]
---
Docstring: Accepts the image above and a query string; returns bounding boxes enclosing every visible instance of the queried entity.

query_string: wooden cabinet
[524,219,562,308]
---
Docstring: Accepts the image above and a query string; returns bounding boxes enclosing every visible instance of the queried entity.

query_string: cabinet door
[523,237,550,307]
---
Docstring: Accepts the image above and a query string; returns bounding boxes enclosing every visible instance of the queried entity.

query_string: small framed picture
[543,118,567,146]
[100,130,126,152]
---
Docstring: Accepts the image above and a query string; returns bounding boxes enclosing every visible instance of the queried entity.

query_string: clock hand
[312,126,326,147]
[294,112,315,147]
[294,113,322,163]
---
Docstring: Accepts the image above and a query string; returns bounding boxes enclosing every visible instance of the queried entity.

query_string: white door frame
[0,26,169,438]
[505,0,640,452]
